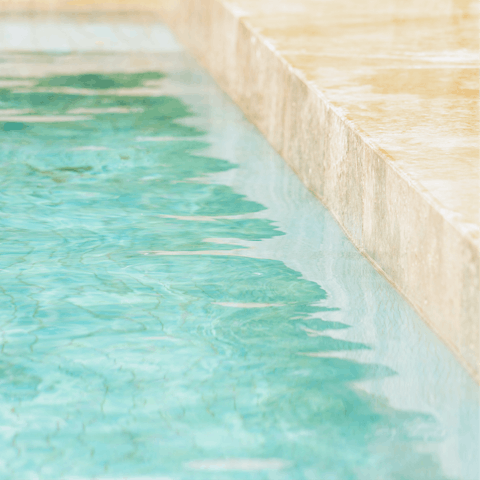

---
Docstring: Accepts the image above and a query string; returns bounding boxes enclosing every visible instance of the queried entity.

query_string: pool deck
[1,0,479,381]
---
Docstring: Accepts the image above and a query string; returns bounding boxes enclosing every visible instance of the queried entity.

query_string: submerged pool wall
[1,0,479,383]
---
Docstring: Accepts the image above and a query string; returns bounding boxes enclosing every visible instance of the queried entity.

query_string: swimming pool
[0,19,478,480]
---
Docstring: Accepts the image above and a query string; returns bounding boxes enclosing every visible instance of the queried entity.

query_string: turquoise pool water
[0,20,478,480]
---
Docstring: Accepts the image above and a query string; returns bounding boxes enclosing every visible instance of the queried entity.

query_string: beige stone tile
[159,0,479,379]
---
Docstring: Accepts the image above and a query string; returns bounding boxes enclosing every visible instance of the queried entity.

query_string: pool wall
[1,0,479,382]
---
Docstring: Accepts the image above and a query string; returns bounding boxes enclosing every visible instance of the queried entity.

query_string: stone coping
[1,0,479,381]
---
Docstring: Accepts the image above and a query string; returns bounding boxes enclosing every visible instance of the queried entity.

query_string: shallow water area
[0,18,478,480]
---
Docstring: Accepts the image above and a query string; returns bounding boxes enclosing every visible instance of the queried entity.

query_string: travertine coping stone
[0,0,479,382]
[158,0,480,382]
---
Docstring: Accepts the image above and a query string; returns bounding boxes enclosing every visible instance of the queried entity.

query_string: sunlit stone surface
[154,0,480,382]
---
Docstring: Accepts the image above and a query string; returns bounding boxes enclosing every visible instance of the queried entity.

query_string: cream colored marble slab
[1,0,479,381]
[0,0,158,11]
[157,0,480,382]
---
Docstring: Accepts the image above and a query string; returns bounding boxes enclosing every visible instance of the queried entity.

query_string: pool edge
[158,0,479,383]
[1,0,478,383]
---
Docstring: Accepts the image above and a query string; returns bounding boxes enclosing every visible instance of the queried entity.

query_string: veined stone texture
[0,0,479,381]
